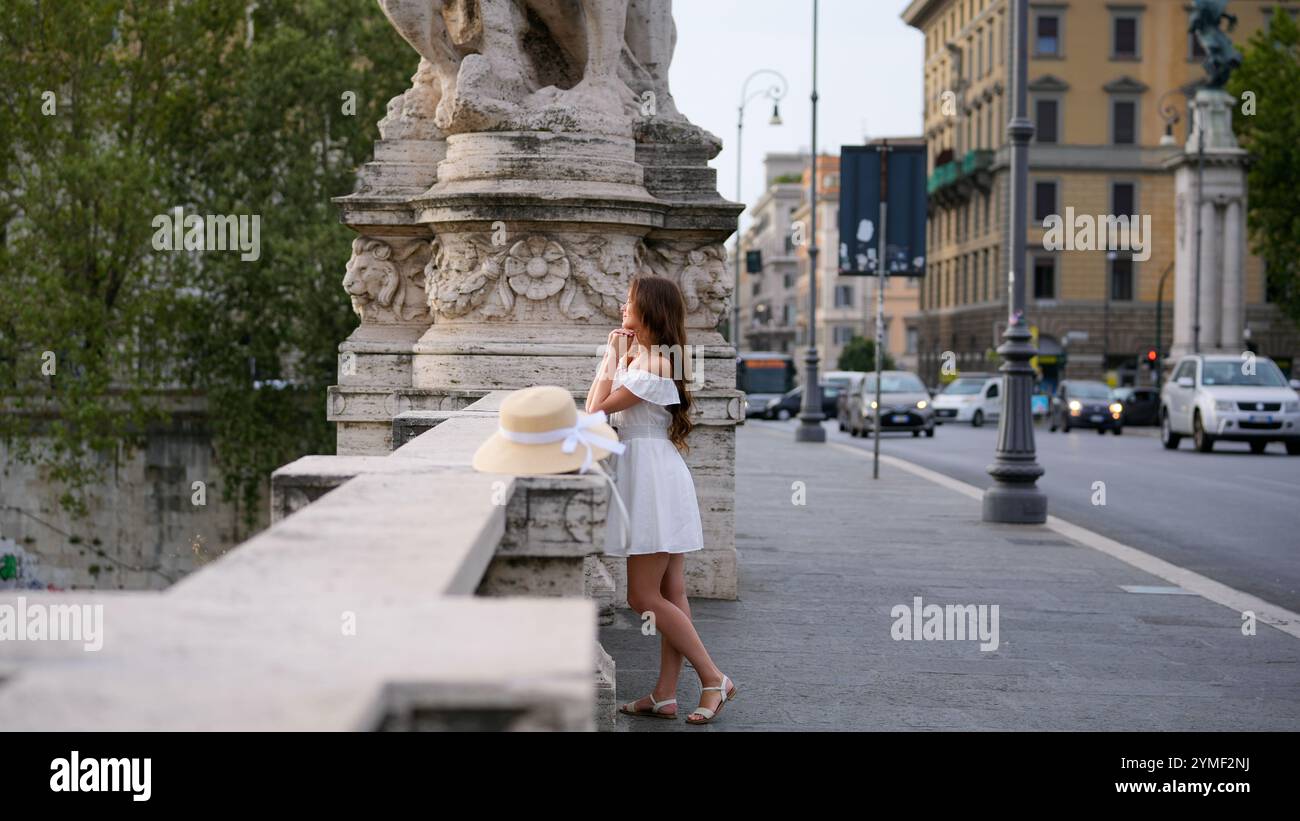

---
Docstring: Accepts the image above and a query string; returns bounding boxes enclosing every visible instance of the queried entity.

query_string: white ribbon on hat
[496,410,633,552]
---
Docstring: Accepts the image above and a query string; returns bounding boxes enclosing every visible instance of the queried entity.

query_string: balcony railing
[927,149,996,202]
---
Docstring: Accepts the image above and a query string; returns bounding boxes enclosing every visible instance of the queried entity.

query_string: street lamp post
[983,0,1046,523]
[1104,249,1115,376]
[1155,261,1174,390]
[733,70,787,351]
[796,0,825,443]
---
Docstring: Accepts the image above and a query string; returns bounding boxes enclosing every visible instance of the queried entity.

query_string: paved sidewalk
[599,421,1300,731]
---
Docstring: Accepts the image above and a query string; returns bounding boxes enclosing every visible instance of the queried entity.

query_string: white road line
[751,426,1300,640]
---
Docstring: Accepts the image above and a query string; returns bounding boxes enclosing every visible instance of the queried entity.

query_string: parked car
[1159,354,1300,454]
[825,371,868,432]
[930,374,1001,427]
[1050,380,1123,434]
[1112,386,1160,426]
[764,383,841,421]
[848,371,936,437]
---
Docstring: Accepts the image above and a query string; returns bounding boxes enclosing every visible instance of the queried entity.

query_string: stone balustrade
[0,393,619,731]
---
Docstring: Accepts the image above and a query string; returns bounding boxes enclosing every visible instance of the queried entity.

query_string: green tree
[837,335,895,372]
[1227,8,1300,327]
[0,1,413,527]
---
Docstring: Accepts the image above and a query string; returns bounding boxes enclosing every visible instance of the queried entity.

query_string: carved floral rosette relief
[342,236,433,324]
[427,232,634,323]
[424,231,734,327]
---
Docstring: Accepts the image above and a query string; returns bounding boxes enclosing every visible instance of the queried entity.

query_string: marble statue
[376,0,690,138]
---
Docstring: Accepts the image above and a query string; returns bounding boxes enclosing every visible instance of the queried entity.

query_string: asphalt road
[751,416,1300,613]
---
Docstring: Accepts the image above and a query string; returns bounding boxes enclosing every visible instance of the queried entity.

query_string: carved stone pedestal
[330,0,743,599]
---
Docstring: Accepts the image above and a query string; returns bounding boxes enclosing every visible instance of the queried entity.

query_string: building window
[834,283,853,307]
[1112,14,1140,60]
[1033,180,1058,222]
[1110,252,1134,301]
[833,325,856,345]
[752,280,761,297]
[1112,99,1137,145]
[1033,256,1056,299]
[1034,98,1059,144]
[782,303,793,324]
[906,328,919,355]
[1111,181,1136,216]
[783,272,793,288]
[1034,13,1061,57]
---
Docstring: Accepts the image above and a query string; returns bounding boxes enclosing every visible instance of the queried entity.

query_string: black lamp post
[796,0,825,443]
[983,0,1046,523]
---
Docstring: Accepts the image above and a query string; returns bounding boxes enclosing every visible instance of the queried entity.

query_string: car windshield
[941,380,984,395]
[864,374,926,393]
[1201,360,1288,387]
[1070,383,1112,399]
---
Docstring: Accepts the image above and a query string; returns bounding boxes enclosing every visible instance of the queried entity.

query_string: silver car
[848,371,936,438]
[1160,354,1300,454]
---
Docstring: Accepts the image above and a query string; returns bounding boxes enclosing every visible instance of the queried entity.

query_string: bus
[737,352,797,418]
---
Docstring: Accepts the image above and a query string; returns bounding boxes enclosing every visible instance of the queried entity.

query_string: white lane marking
[796,432,1300,641]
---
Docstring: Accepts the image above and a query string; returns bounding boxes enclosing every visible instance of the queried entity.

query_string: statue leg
[623,0,682,119]
[377,0,462,127]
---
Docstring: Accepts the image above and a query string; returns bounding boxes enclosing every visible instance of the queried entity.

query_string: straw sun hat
[472,385,625,475]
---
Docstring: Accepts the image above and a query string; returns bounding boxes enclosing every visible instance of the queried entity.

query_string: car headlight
[1285,401,1300,413]
[1214,399,1234,411]
[916,400,928,409]
[870,400,878,410]
[1068,400,1081,413]
[1109,402,1123,414]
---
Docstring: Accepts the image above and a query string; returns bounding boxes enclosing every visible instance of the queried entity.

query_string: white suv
[1160,354,1300,454]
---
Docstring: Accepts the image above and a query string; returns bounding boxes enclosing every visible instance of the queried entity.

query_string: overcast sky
[669,0,924,226]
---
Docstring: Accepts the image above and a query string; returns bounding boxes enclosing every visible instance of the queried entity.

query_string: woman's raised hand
[607,328,634,362]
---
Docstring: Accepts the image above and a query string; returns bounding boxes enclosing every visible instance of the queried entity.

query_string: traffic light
[1143,347,1158,369]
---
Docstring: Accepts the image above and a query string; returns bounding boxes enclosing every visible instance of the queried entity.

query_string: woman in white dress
[584,276,736,725]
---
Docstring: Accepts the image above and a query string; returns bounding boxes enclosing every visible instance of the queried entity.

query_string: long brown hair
[628,276,694,453]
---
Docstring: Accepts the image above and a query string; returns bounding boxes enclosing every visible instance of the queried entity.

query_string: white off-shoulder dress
[603,362,705,557]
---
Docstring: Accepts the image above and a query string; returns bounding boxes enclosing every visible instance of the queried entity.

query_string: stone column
[1221,197,1244,351]
[1198,199,1221,352]
[1165,87,1248,359]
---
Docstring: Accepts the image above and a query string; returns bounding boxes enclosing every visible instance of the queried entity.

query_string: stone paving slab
[598,421,1300,731]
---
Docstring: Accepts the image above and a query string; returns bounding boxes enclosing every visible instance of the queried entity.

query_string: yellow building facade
[903,0,1299,386]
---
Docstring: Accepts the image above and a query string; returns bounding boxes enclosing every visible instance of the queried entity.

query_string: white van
[931,374,1001,427]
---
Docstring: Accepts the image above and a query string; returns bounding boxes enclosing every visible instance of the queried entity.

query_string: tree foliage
[0,1,414,526]
[837,335,895,372]
[1228,7,1300,328]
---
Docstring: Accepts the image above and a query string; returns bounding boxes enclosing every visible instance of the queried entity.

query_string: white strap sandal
[686,674,736,725]
[619,695,678,719]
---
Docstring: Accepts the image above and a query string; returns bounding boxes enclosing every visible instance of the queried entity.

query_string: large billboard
[837,144,927,277]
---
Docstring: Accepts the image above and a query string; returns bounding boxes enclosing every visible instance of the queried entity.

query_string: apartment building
[902,0,1299,388]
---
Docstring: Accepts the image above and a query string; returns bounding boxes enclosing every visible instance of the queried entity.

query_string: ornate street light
[733,69,788,350]
[795,0,826,443]
[983,0,1046,522]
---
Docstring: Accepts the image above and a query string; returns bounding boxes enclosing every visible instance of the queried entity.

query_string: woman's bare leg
[655,554,689,700]
[625,553,724,716]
